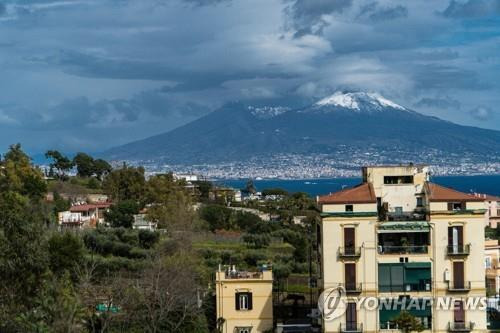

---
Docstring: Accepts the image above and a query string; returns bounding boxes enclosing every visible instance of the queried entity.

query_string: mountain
[104,92,500,164]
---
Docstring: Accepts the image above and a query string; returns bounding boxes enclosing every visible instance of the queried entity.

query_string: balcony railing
[340,283,362,294]
[385,211,428,222]
[447,281,471,292]
[338,247,361,259]
[224,271,263,279]
[340,323,363,333]
[448,321,474,332]
[446,244,470,256]
[381,321,431,330]
[378,245,428,254]
[379,281,432,293]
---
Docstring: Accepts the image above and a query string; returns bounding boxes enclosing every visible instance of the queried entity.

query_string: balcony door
[345,263,356,290]
[346,302,357,330]
[448,226,463,253]
[344,228,355,255]
[453,261,465,289]
[454,300,465,328]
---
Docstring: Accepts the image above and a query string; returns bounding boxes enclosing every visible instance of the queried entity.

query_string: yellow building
[318,165,488,333]
[215,266,273,333]
[485,239,500,296]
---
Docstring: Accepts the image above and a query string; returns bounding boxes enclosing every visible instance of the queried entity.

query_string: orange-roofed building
[59,202,112,229]
[317,165,488,333]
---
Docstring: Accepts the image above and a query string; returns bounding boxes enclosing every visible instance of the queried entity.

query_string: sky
[0,0,499,154]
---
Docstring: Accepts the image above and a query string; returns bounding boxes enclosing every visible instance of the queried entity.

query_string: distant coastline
[217,174,500,197]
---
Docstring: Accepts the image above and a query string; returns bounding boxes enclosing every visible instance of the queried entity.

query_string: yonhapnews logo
[318,288,489,321]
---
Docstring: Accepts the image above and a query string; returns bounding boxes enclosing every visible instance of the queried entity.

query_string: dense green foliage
[105,200,140,228]
[0,145,318,332]
[0,145,211,332]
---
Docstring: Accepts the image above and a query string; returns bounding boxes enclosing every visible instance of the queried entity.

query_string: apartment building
[318,165,487,333]
[485,239,500,296]
[215,266,273,333]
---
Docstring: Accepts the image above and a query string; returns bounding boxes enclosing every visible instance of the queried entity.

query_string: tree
[104,200,140,228]
[48,231,85,279]
[0,144,51,329]
[93,158,112,180]
[45,150,74,179]
[243,179,257,194]
[199,204,233,231]
[392,311,425,333]
[145,173,197,231]
[103,165,146,202]
[73,152,95,178]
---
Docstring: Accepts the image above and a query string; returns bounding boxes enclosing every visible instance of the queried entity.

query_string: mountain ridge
[104,92,500,164]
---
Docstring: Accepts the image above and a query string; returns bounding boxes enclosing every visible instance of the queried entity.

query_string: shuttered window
[235,292,253,311]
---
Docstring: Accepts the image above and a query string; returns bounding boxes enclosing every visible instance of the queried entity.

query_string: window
[384,176,413,184]
[394,207,403,215]
[448,202,465,211]
[345,263,356,290]
[416,197,423,207]
[236,328,252,333]
[486,256,492,269]
[345,204,353,212]
[448,226,464,253]
[235,292,252,311]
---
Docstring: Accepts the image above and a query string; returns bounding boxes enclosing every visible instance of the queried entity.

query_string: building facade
[215,266,273,333]
[485,239,500,297]
[318,165,488,333]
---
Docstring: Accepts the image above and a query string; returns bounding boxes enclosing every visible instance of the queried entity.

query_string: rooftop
[425,182,484,202]
[318,183,376,204]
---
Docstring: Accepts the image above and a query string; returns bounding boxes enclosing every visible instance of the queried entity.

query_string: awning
[377,221,430,233]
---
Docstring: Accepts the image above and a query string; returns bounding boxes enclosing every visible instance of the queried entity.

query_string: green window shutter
[378,264,391,292]
[248,292,253,310]
[391,264,404,292]
[235,292,241,310]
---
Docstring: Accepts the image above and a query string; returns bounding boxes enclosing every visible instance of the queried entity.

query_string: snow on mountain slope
[314,92,406,111]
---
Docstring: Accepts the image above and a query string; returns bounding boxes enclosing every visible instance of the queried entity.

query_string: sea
[217,175,500,197]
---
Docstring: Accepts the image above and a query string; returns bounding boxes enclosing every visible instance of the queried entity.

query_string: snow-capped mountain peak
[315,92,406,111]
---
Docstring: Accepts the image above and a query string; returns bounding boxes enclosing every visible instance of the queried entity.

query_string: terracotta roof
[318,183,376,204]
[70,203,111,212]
[425,182,484,202]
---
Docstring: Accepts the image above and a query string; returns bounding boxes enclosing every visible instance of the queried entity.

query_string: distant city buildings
[113,152,500,180]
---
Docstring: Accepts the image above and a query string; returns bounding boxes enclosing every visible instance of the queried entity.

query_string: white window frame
[485,256,492,269]
[239,294,249,310]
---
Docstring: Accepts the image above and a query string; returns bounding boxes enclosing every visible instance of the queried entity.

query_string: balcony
[385,211,428,222]
[448,321,474,332]
[338,247,361,259]
[379,281,432,293]
[378,245,428,255]
[446,244,470,257]
[340,323,363,333]
[340,283,363,294]
[447,281,471,292]
[380,321,432,331]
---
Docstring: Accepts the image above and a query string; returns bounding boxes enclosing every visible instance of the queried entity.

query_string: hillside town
[1,146,494,332]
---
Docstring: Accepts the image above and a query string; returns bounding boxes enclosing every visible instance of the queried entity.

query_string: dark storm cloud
[357,2,408,22]
[415,96,461,110]
[284,0,353,37]
[0,0,499,152]
[443,0,500,18]
[412,64,490,90]
[35,50,295,91]
[182,0,230,6]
